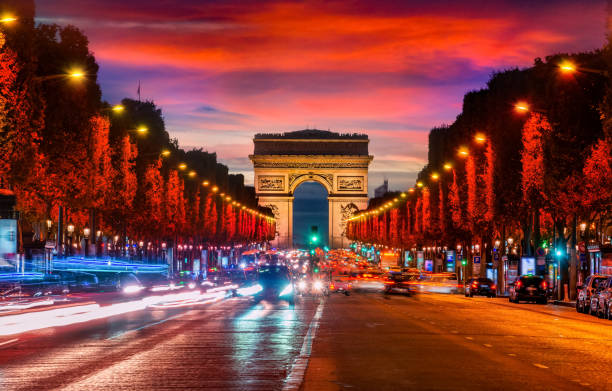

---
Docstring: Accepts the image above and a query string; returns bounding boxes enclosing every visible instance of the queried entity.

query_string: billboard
[0,219,17,268]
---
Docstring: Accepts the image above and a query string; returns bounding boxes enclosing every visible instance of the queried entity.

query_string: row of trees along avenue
[347,47,612,300]
[0,1,275,263]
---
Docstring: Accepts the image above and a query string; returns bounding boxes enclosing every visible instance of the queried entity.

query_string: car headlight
[279,284,293,296]
[123,285,142,294]
[188,282,196,289]
[298,280,307,290]
[237,284,263,296]
[313,280,323,290]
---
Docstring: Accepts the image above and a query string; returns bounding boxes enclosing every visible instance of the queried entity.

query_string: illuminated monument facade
[249,129,372,248]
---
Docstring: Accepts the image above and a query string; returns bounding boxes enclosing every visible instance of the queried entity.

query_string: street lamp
[474,133,486,144]
[514,102,530,113]
[136,126,148,134]
[178,163,187,170]
[1,15,17,24]
[66,224,74,256]
[443,163,453,171]
[430,172,439,181]
[83,228,90,257]
[457,146,469,157]
[111,104,124,113]
[161,149,171,157]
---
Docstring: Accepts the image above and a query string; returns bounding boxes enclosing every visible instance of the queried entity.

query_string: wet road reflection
[0,295,320,391]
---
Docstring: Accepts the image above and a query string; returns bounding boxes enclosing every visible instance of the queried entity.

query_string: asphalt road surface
[0,291,610,391]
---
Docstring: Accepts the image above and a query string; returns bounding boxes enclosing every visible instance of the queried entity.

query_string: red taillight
[471,282,478,288]
[491,284,496,290]
[541,281,547,289]
[330,284,335,289]
[515,281,522,289]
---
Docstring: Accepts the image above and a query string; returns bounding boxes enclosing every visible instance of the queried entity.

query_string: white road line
[508,353,516,357]
[283,300,325,391]
[107,313,184,340]
[483,344,492,348]
[533,363,549,369]
[465,336,473,340]
[0,338,18,347]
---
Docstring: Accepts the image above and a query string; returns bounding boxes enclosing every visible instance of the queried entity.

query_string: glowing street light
[430,172,439,180]
[474,133,486,144]
[443,163,453,170]
[68,69,86,79]
[178,163,187,170]
[559,61,576,73]
[211,186,219,192]
[1,15,17,23]
[136,126,148,134]
[188,170,196,178]
[161,149,171,157]
[112,104,124,113]
[202,180,210,186]
[458,146,469,157]
[514,102,530,113]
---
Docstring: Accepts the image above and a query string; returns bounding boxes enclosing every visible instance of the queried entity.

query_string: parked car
[465,278,496,297]
[576,274,608,313]
[509,275,547,304]
[588,276,612,318]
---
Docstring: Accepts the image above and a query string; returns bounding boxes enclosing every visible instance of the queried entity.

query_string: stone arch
[249,129,372,248]
[288,172,333,194]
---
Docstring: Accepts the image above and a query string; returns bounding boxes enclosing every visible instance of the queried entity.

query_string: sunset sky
[36,0,607,195]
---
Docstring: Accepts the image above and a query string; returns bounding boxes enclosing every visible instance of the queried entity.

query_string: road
[0,291,610,391]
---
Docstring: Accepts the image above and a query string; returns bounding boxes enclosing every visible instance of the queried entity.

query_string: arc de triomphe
[249,129,372,249]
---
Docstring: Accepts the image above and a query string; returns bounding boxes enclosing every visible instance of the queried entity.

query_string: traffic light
[310,225,319,244]
[461,260,467,266]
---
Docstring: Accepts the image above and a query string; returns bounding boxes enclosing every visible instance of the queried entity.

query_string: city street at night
[1,1,611,389]
[0,291,610,391]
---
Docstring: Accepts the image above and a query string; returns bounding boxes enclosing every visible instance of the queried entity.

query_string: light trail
[0,286,238,337]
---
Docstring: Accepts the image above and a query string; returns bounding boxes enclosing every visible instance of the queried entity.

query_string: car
[588,276,612,318]
[383,272,417,295]
[465,278,496,298]
[576,274,608,313]
[329,276,352,295]
[253,265,295,304]
[509,275,547,304]
[137,273,176,292]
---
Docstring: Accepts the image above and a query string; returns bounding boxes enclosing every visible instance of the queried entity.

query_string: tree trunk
[569,215,577,300]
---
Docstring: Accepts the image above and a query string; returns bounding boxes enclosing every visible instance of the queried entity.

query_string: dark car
[383,273,417,295]
[509,275,547,304]
[51,271,99,292]
[254,265,294,304]
[137,273,175,293]
[465,278,496,298]
[588,276,612,318]
[576,274,608,313]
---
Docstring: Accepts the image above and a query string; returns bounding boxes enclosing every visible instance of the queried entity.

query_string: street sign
[473,256,481,264]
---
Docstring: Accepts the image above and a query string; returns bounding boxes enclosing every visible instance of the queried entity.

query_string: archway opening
[292,181,328,249]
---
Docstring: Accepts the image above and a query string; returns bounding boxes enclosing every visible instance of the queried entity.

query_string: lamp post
[83,228,90,257]
[66,224,74,256]
[46,219,52,241]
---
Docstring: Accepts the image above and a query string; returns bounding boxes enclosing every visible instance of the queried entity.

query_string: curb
[552,300,576,308]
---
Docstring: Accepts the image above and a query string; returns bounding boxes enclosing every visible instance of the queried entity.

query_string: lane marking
[283,300,325,391]
[533,363,549,369]
[107,313,185,340]
[0,338,18,348]
[465,337,473,340]
[483,343,492,348]
[508,353,516,357]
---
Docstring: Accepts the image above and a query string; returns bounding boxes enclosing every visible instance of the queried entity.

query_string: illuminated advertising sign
[0,219,17,268]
